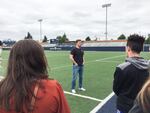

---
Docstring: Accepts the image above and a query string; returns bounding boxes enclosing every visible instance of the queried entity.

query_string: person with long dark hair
[0,40,70,113]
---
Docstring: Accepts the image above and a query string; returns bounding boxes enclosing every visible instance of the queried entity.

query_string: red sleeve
[56,82,71,113]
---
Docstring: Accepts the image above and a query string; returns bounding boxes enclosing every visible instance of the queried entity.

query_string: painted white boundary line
[0,76,102,102]
[1,54,125,70]
[0,55,122,104]
[96,60,120,63]
[1,59,121,71]
[51,60,121,70]
[51,55,125,70]
[90,92,115,113]
[64,91,103,102]
[95,55,125,62]
[0,76,4,80]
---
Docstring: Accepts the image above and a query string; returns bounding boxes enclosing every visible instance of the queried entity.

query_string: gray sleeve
[128,100,143,113]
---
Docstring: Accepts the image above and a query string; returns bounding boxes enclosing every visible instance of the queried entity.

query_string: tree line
[24,32,150,44]
[117,34,150,44]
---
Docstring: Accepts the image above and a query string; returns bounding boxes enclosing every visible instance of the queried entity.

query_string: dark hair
[0,39,48,112]
[127,34,145,53]
[75,39,82,44]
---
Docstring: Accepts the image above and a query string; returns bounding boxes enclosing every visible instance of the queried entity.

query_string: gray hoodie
[126,57,150,70]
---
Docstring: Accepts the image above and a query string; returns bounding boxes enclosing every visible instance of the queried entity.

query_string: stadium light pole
[38,19,43,41]
[102,3,111,40]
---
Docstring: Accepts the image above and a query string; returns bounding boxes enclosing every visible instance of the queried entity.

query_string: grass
[0,50,149,113]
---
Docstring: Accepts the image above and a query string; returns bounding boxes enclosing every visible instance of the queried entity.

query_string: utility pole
[102,3,111,40]
[38,19,43,41]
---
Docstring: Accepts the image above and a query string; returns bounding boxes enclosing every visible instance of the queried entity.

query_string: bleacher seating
[82,40,127,47]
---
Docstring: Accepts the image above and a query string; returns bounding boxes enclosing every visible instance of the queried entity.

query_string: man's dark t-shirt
[70,47,84,66]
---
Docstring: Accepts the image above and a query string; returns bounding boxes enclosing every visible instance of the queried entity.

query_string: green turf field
[0,50,149,113]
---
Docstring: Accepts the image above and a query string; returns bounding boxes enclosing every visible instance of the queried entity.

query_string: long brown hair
[137,77,150,113]
[0,39,48,112]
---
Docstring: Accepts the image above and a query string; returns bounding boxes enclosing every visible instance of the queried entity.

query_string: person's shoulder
[71,47,76,51]
[41,79,60,87]
[81,48,84,51]
[117,62,131,70]
[70,47,76,53]
[39,79,63,99]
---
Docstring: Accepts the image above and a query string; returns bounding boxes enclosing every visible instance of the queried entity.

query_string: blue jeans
[71,65,84,89]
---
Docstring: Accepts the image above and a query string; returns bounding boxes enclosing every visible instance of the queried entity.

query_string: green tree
[56,36,62,43]
[42,35,48,42]
[56,33,69,43]
[85,36,91,41]
[62,33,69,41]
[24,32,33,39]
[145,34,150,44]
[118,34,126,40]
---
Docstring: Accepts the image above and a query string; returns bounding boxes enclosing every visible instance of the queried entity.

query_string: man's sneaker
[79,87,86,91]
[71,89,76,94]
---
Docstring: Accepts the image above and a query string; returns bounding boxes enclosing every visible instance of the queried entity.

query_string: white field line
[46,54,67,58]
[90,92,115,113]
[0,60,121,71]
[97,60,120,63]
[95,55,125,62]
[0,76,103,102]
[64,91,103,102]
[0,59,7,61]
[0,55,122,103]
[1,55,125,70]
[0,76,4,80]
[51,55,125,70]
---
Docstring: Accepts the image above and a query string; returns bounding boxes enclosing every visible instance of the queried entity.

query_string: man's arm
[83,57,85,65]
[113,67,124,96]
[69,54,78,66]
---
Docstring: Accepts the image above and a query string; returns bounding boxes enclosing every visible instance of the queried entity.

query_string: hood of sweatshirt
[126,57,150,70]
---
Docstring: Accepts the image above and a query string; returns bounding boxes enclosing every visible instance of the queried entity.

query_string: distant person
[70,39,86,94]
[0,40,70,113]
[113,34,149,113]
[129,76,150,113]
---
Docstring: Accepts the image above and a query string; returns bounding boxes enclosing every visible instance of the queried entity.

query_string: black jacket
[113,57,149,113]
[128,100,143,113]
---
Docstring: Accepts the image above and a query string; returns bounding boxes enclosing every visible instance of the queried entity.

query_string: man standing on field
[70,39,86,94]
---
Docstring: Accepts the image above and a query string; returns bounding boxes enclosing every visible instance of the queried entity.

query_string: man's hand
[75,63,78,66]
[70,54,78,66]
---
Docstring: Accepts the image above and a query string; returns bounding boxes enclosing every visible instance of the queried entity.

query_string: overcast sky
[0,0,150,41]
